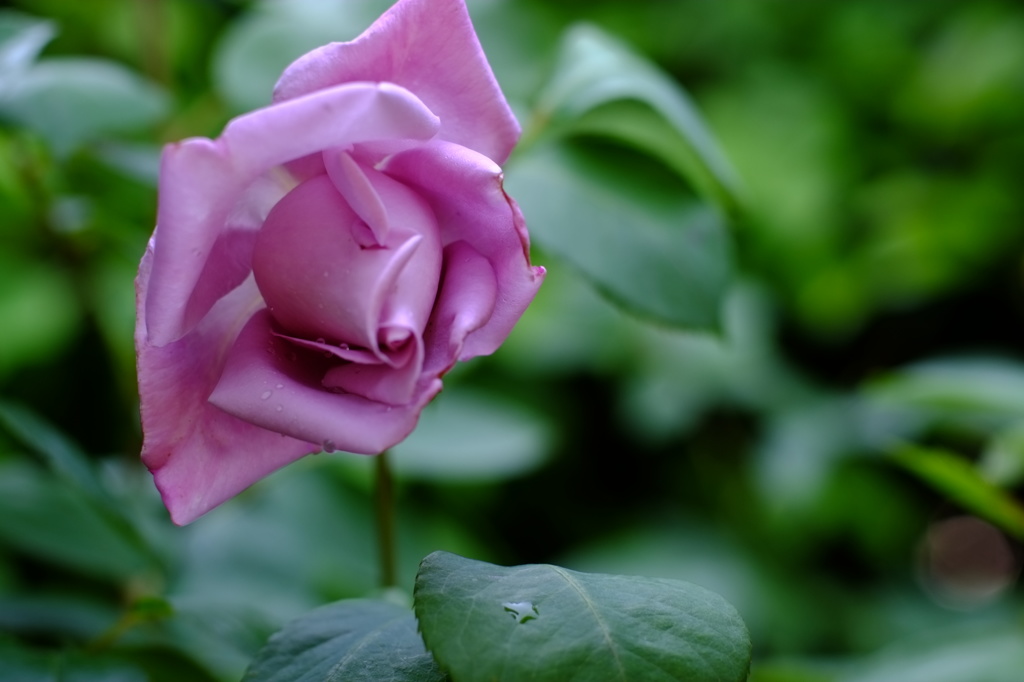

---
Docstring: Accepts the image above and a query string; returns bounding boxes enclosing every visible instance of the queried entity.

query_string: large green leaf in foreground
[243,599,446,682]
[415,551,750,682]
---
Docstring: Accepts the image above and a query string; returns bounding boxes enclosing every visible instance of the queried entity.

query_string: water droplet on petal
[502,601,538,624]
[315,338,326,345]
[275,404,283,412]
[275,384,284,389]
[260,390,272,400]
[322,440,336,453]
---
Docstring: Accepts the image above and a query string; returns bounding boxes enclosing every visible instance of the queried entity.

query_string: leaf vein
[550,566,627,682]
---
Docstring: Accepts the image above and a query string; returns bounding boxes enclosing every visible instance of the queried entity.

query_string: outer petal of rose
[422,240,497,375]
[208,310,441,452]
[381,140,545,359]
[146,82,439,347]
[135,247,317,525]
[272,0,519,164]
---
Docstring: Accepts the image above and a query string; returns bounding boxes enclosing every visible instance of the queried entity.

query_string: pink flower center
[251,157,442,373]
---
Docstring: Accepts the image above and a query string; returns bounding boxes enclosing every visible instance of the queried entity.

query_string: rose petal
[274,333,380,365]
[360,164,443,341]
[273,0,519,164]
[382,139,545,359]
[251,173,431,356]
[208,310,441,452]
[179,226,259,334]
[183,168,298,328]
[135,247,316,526]
[422,240,497,375]
[146,82,439,346]
[323,328,424,405]
[325,149,389,245]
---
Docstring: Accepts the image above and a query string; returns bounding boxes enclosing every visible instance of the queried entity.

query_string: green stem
[375,450,397,588]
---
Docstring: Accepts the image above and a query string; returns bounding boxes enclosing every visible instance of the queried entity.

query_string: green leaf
[867,356,1024,424]
[390,390,552,482]
[414,551,751,682]
[890,445,1024,540]
[840,623,1024,682]
[980,420,1024,487]
[0,639,54,682]
[0,638,148,682]
[0,593,114,641]
[0,10,55,84]
[0,461,157,581]
[243,599,446,682]
[0,56,168,154]
[530,24,743,214]
[506,142,732,330]
[0,399,105,499]
[559,519,828,656]
[92,141,162,185]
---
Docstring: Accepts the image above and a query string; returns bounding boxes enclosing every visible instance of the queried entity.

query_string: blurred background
[1,0,1023,679]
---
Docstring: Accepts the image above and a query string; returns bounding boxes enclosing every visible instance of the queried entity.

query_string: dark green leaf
[0,639,148,682]
[0,593,114,640]
[890,445,1024,539]
[0,399,104,499]
[506,142,732,330]
[0,403,167,576]
[530,24,743,214]
[0,461,157,581]
[0,639,54,682]
[243,599,446,682]
[415,551,751,682]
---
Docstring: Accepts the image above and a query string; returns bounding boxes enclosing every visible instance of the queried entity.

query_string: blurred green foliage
[1,0,1022,679]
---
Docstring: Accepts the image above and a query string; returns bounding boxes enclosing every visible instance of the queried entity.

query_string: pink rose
[135,0,545,525]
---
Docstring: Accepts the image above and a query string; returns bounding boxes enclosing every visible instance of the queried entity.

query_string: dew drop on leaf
[502,601,539,624]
